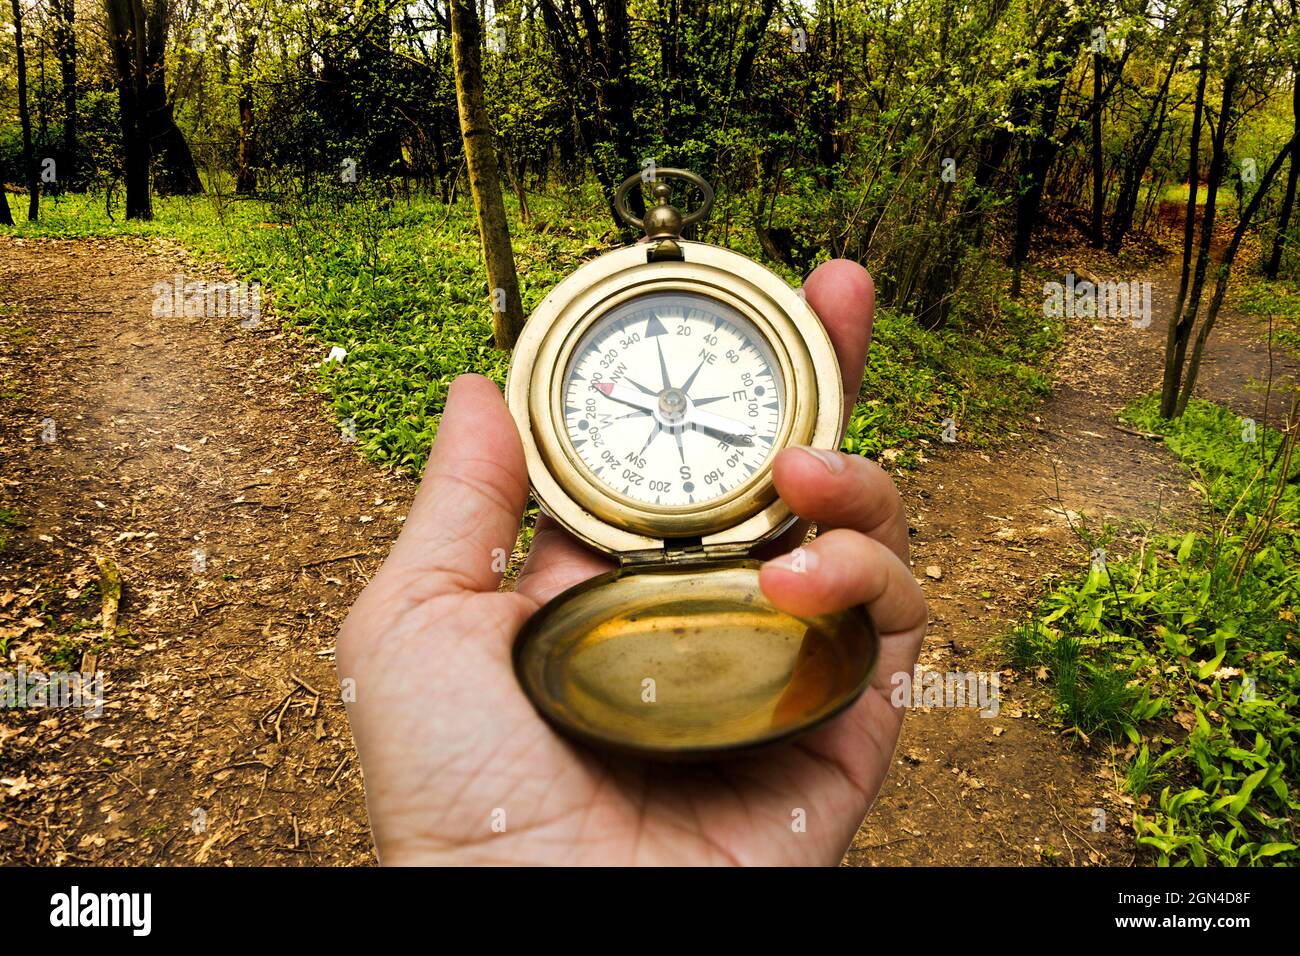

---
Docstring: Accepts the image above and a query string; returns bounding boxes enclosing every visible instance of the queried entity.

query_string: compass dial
[561,291,785,507]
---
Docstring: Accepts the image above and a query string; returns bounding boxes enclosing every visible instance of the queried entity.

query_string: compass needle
[687,406,758,439]
[594,381,657,413]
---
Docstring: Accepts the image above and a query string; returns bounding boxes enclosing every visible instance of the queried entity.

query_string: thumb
[383,374,529,596]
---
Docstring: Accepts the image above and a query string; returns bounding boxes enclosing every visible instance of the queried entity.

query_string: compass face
[562,291,785,507]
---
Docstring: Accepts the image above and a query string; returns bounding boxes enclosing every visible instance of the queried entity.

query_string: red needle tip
[593,382,614,395]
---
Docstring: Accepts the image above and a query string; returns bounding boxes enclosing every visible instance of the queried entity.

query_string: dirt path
[2,236,1293,866]
[0,237,409,864]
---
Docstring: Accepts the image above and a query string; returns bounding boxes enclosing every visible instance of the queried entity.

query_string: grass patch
[6,187,1057,473]
[1009,393,1300,865]
[1234,274,1300,353]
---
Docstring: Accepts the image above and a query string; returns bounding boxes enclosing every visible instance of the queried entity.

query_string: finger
[760,529,927,701]
[802,259,875,428]
[759,528,926,637]
[749,259,875,558]
[514,514,614,607]
[771,446,909,561]
[384,374,529,596]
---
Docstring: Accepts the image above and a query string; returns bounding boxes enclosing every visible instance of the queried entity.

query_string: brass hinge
[619,539,751,567]
[647,238,684,262]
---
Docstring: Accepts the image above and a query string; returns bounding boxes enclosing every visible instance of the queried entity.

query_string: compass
[507,169,877,759]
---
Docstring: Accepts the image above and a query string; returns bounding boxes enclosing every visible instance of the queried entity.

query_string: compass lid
[513,559,878,759]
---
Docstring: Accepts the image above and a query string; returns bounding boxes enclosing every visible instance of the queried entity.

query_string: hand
[337,260,927,865]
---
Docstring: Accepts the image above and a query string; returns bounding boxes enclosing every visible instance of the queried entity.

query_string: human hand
[336,260,927,865]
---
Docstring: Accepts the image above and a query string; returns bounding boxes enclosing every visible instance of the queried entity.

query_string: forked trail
[1,235,1293,864]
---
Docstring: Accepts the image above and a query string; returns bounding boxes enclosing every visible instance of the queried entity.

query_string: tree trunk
[914,119,1017,328]
[1178,136,1295,412]
[1161,0,1268,418]
[52,0,77,191]
[1090,48,1105,247]
[11,0,39,222]
[105,0,153,220]
[235,26,258,194]
[1008,15,1091,293]
[1108,53,1178,252]
[449,0,525,349]
[600,1,640,202]
[513,156,530,224]
[538,0,645,233]
[148,102,203,195]
[1165,56,1237,414]
[432,124,451,204]
[1161,14,1210,418]
[142,0,201,195]
[1265,72,1300,279]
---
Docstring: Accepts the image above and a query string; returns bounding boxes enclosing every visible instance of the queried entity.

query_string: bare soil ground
[0,237,408,863]
[1,235,1293,865]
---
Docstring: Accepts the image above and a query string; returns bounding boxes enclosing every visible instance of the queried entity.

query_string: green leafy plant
[1009,393,1300,865]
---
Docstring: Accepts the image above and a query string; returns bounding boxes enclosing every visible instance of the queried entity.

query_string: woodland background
[2,0,1299,866]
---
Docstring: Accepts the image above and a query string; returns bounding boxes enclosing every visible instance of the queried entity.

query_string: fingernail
[795,446,845,474]
[767,546,819,574]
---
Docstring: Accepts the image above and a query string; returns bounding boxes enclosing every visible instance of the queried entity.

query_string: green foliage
[0,124,24,183]
[0,88,121,190]
[1126,394,1300,518]
[17,186,1057,475]
[1235,275,1300,352]
[1010,394,1300,865]
[844,293,1059,463]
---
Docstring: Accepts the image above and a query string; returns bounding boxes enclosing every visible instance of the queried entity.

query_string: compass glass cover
[562,291,784,508]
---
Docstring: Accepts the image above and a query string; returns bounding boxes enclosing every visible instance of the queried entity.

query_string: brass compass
[507,169,877,759]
